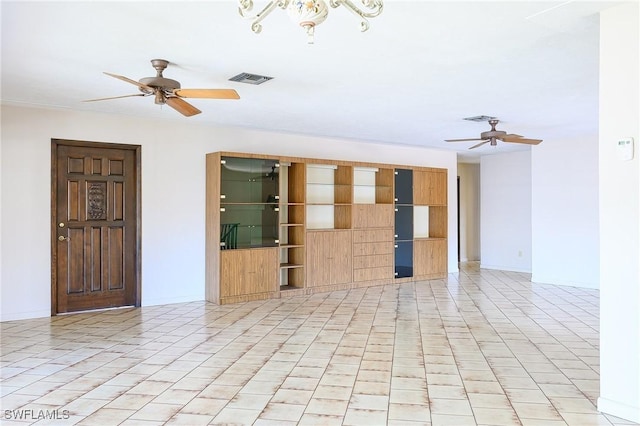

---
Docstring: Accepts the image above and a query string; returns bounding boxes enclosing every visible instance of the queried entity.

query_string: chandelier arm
[238,0,289,34]
[329,0,383,31]
[330,0,383,18]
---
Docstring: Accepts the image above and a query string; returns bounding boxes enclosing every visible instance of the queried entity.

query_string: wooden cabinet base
[219,248,279,302]
[220,291,279,305]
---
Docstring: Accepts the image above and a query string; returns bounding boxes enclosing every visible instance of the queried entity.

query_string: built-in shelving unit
[206,152,448,305]
[279,162,305,290]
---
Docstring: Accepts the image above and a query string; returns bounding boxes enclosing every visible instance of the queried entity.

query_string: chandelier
[238,0,383,44]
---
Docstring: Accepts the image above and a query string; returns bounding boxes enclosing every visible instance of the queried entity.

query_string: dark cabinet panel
[394,168,413,205]
[394,206,413,241]
[395,241,413,278]
[395,168,413,278]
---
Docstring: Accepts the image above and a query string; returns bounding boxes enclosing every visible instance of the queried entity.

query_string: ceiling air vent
[229,72,273,85]
[463,115,497,122]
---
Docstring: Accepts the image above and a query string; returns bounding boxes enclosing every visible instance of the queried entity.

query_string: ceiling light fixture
[238,0,383,44]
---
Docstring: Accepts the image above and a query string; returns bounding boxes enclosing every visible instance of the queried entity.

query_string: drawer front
[353,241,394,256]
[352,228,394,244]
[354,267,394,282]
[353,254,394,269]
[353,204,394,229]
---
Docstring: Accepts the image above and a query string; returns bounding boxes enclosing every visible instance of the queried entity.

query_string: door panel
[53,141,139,314]
[329,230,352,285]
[395,240,413,278]
[306,231,330,287]
[414,239,447,277]
[220,249,278,297]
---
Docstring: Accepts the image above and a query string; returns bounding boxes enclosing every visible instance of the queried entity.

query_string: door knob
[58,235,70,242]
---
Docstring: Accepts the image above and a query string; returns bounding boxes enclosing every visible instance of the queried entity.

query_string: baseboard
[531,275,599,289]
[598,397,640,423]
[1,309,51,322]
[480,263,532,274]
[141,294,205,307]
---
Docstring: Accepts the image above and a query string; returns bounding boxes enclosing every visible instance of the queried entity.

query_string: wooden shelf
[280,284,303,292]
[414,237,447,241]
[280,263,304,269]
[220,202,279,205]
[307,182,352,187]
[280,244,304,248]
[279,223,304,227]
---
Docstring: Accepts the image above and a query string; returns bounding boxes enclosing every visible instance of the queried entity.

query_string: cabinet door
[395,240,413,278]
[328,230,352,285]
[394,168,413,204]
[414,171,447,206]
[414,239,447,276]
[429,171,447,205]
[221,248,278,297]
[220,250,247,297]
[250,248,279,293]
[353,204,394,229]
[306,231,330,287]
[306,230,352,287]
[394,205,413,241]
[221,157,279,203]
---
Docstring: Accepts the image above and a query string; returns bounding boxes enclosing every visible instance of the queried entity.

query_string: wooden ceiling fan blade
[504,133,523,138]
[104,72,153,92]
[165,96,201,117]
[502,137,543,145]
[82,94,146,102]
[173,89,240,99]
[469,140,490,149]
[445,138,485,142]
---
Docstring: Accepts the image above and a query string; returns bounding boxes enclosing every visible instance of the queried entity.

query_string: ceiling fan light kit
[84,59,240,117]
[238,0,383,44]
[445,119,543,150]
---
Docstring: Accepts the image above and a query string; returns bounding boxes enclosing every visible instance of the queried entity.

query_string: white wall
[0,104,458,321]
[531,134,599,288]
[597,2,640,423]
[480,151,532,273]
[458,162,480,262]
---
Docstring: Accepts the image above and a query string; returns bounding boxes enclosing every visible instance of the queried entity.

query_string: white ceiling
[1,1,615,160]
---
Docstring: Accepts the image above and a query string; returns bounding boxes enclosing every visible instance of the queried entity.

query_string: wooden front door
[52,140,140,314]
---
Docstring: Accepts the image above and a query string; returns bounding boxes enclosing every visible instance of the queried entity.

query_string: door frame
[51,139,142,315]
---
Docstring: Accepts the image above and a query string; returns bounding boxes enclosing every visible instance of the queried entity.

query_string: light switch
[617,137,634,161]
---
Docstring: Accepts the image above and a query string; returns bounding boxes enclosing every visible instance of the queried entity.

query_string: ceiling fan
[445,119,542,149]
[84,59,240,117]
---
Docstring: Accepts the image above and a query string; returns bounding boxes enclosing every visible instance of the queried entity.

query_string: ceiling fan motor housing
[138,76,181,93]
[480,119,505,144]
[480,129,507,139]
[138,59,180,94]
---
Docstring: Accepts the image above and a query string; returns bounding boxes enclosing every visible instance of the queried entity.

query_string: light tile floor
[1,263,638,425]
